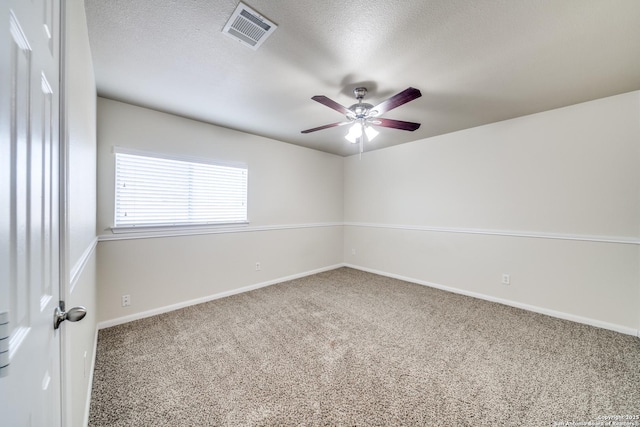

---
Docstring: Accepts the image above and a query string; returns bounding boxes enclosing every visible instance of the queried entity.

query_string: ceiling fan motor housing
[348,87,376,120]
[348,102,374,120]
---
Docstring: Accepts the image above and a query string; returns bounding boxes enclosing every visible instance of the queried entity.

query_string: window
[114,148,248,230]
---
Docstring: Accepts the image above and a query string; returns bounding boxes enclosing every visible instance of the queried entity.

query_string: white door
[0,0,62,425]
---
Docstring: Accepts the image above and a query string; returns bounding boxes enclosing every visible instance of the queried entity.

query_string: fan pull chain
[360,122,365,159]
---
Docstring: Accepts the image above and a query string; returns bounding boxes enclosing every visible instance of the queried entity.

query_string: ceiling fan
[301,86,422,152]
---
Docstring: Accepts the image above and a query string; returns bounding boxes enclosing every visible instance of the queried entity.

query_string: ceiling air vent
[222,2,277,50]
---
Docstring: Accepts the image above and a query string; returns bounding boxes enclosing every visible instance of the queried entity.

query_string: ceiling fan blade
[311,95,352,115]
[372,118,421,131]
[371,87,422,115]
[301,121,351,133]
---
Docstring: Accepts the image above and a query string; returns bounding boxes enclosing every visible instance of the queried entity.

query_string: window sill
[110,222,250,236]
[99,222,342,242]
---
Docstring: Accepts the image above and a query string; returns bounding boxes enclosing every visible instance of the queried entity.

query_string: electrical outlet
[255,262,261,271]
[502,274,510,285]
[122,294,131,307]
[351,248,356,255]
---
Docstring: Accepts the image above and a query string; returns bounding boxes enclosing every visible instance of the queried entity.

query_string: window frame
[111,146,249,234]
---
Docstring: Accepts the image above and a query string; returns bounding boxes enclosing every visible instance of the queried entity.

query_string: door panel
[0,0,61,425]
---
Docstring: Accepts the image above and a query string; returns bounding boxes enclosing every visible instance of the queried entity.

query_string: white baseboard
[344,263,640,338]
[97,264,345,329]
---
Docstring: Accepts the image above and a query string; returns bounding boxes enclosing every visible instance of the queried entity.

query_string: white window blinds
[114,149,248,229]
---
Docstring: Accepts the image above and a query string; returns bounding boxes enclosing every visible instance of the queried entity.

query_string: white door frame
[58,0,73,426]
[59,0,74,425]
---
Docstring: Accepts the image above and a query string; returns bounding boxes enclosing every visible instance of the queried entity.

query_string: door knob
[53,301,87,330]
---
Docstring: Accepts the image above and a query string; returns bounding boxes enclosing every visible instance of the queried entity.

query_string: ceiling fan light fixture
[365,125,379,141]
[345,123,362,143]
[345,123,378,143]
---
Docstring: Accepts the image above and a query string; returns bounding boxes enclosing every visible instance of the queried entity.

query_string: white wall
[96,98,344,323]
[95,91,639,336]
[63,1,98,426]
[344,91,640,335]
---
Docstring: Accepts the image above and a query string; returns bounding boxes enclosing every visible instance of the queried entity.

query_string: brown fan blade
[371,87,422,115]
[301,121,351,134]
[311,95,352,115]
[373,118,421,131]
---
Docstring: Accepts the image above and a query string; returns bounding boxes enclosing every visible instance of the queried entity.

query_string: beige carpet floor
[89,267,640,426]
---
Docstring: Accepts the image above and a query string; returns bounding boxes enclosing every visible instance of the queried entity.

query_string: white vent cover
[222,2,277,50]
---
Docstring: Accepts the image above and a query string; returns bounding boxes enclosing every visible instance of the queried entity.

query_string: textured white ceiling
[85,0,640,156]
